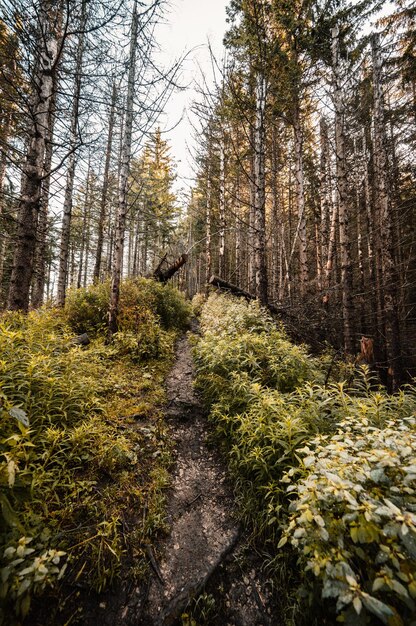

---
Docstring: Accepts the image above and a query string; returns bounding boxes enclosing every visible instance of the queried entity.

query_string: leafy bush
[0,311,103,429]
[194,293,416,624]
[1,537,66,621]
[65,278,191,335]
[280,414,416,626]
[194,294,322,405]
[0,285,179,622]
[191,292,206,317]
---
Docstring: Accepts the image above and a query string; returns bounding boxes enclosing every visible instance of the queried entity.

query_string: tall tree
[7,0,62,310]
[109,0,139,335]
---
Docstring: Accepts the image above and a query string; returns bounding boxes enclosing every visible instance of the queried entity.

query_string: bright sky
[156,0,228,196]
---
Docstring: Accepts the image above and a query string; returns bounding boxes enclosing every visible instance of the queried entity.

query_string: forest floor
[84,322,279,626]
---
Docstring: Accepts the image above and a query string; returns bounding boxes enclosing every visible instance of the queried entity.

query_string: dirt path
[138,325,278,626]
[138,326,239,624]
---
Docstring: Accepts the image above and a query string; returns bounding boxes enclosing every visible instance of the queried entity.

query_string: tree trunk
[77,159,91,289]
[253,72,268,305]
[372,33,402,390]
[205,172,212,294]
[56,0,87,307]
[7,1,59,311]
[218,136,226,278]
[93,80,117,283]
[293,103,308,297]
[332,26,354,353]
[319,117,331,294]
[109,0,139,335]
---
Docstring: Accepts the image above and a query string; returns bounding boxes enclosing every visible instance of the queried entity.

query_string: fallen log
[208,275,255,301]
[153,253,188,283]
[208,275,294,318]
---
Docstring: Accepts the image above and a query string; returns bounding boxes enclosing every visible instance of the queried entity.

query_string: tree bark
[205,170,212,295]
[319,117,331,293]
[218,136,226,278]
[372,33,402,390]
[56,0,87,307]
[109,0,139,335]
[293,102,308,297]
[253,72,268,305]
[332,26,355,353]
[154,253,188,283]
[93,80,117,283]
[7,1,59,311]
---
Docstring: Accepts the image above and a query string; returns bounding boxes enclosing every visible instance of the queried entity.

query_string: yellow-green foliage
[65,277,191,335]
[0,280,190,624]
[195,294,322,404]
[194,294,416,624]
[191,292,206,317]
[280,413,416,625]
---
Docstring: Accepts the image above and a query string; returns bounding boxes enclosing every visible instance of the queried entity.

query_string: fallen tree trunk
[153,253,188,283]
[209,274,290,317]
[208,275,255,301]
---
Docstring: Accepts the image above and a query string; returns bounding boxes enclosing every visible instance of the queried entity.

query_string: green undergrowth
[0,279,191,625]
[193,293,416,626]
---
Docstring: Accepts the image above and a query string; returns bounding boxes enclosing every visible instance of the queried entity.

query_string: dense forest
[0,0,415,625]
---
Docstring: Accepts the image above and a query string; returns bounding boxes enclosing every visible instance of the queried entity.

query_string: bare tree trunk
[141,218,148,275]
[133,214,140,277]
[31,3,63,308]
[319,117,331,293]
[7,1,59,311]
[31,112,54,308]
[293,103,308,297]
[83,192,91,288]
[253,72,268,305]
[248,128,256,294]
[234,166,242,287]
[0,132,9,298]
[218,136,226,278]
[93,80,117,282]
[56,0,87,307]
[77,160,91,288]
[205,172,212,293]
[109,0,139,335]
[270,125,280,302]
[332,26,354,353]
[372,33,402,390]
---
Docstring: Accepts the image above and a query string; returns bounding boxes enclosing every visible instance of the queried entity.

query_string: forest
[0,0,415,625]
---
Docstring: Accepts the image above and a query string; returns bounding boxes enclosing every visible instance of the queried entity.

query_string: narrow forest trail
[138,323,278,626]
[80,323,278,626]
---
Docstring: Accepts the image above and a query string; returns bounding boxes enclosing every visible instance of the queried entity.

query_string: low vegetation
[0,279,191,624]
[193,293,416,625]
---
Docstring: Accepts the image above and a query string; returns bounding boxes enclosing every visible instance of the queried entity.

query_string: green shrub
[0,311,103,429]
[64,278,191,335]
[1,537,66,622]
[194,293,416,624]
[0,286,178,622]
[194,294,322,404]
[279,414,416,626]
[191,292,206,316]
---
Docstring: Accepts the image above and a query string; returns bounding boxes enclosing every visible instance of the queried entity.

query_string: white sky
[155,0,228,196]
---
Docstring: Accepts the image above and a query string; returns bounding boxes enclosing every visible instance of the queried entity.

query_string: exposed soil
[137,323,278,626]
